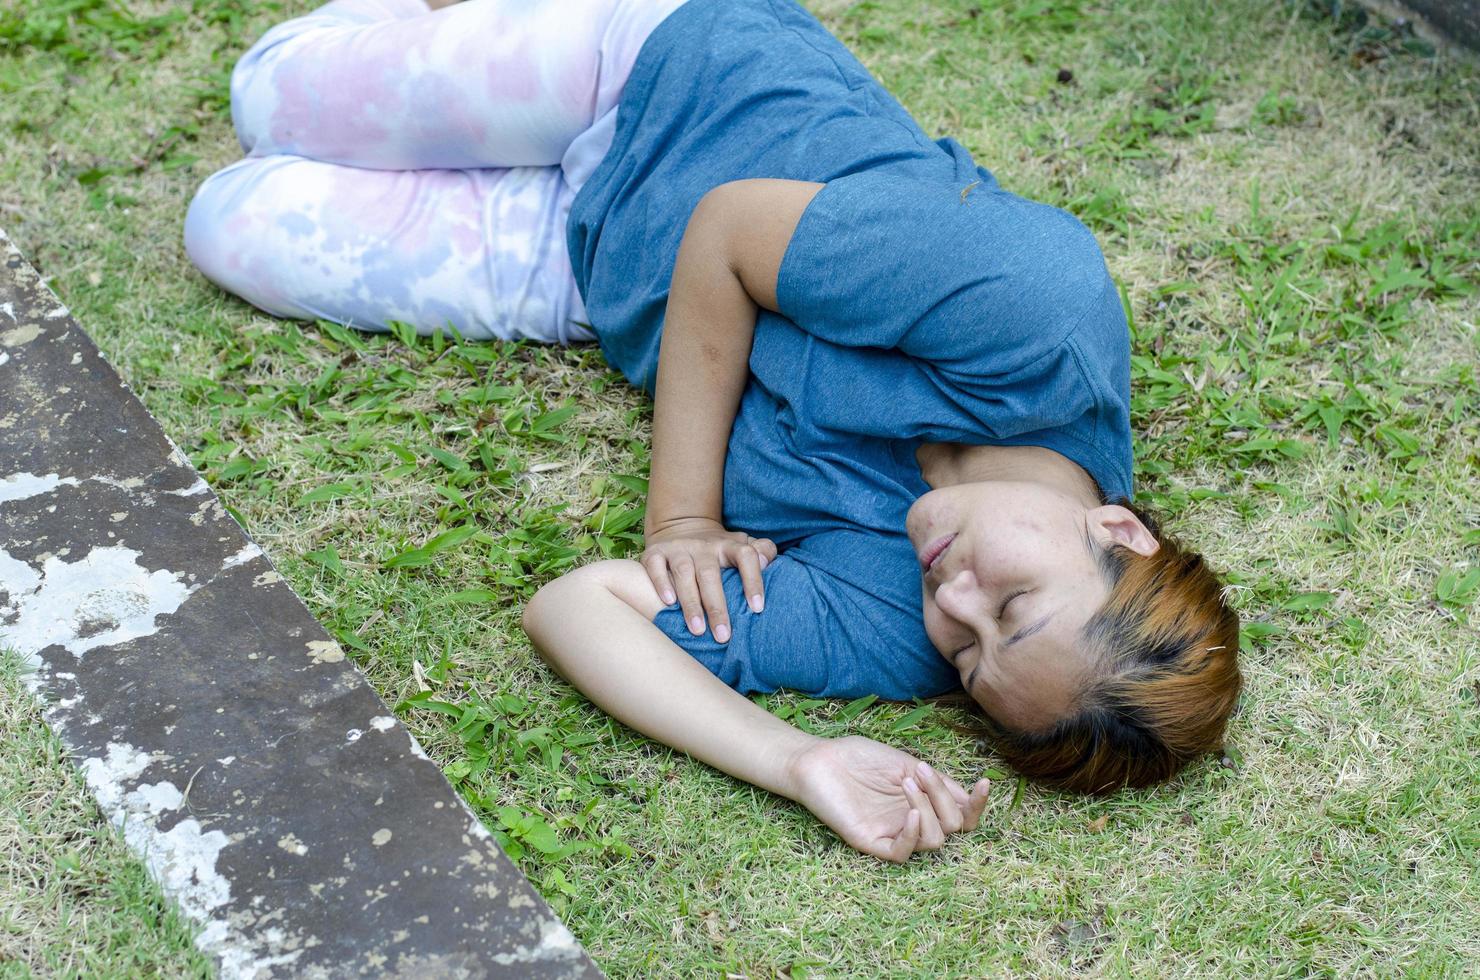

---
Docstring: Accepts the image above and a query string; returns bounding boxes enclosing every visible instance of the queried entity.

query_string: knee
[227,25,296,154]
[183,157,303,316]
[184,163,243,292]
[184,160,255,289]
[228,16,343,155]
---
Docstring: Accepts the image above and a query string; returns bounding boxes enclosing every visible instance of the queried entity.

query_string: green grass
[2,0,1478,975]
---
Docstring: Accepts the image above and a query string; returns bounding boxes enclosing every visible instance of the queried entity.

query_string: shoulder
[694,179,826,312]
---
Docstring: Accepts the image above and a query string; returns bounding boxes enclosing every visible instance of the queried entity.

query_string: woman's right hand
[641,517,777,643]
[787,735,991,863]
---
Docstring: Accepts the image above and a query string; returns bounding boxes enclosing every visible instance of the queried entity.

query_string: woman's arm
[648,178,823,530]
[642,178,823,641]
[523,558,819,798]
[522,559,991,862]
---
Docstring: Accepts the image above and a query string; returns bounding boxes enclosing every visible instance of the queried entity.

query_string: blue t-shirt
[566,0,1133,701]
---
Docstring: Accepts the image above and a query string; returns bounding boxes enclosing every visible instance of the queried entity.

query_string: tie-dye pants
[184,0,688,344]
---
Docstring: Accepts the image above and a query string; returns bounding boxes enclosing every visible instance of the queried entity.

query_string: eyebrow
[1005,614,1052,648]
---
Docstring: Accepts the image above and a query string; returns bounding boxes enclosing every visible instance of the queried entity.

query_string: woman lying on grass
[186,0,1242,861]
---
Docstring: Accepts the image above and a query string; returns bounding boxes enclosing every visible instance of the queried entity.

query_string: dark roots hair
[933,502,1242,795]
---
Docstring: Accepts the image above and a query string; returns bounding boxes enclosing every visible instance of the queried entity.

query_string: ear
[1088,505,1160,557]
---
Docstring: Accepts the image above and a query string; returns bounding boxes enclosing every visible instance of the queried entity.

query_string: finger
[671,556,706,635]
[882,808,921,863]
[913,762,964,834]
[697,562,730,643]
[752,537,778,567]
[903,777,944,849]
[962,779,992,832]
[734,544,765,614]
[641,553,677,606]
[936,768,971,809]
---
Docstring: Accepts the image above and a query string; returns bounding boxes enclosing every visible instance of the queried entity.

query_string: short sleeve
[651,529,958,702]
[774,170,1115,372]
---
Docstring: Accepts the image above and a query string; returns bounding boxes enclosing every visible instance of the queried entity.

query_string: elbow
[521,580,551,638]
[694,180,739,225]
[680,184,738,273]
[520,594,540,647]
[524,563,603,626]
[521,560,647,665]
[522,575,571,665]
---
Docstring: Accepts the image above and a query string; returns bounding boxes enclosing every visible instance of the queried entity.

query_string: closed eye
[997,589,1028,618]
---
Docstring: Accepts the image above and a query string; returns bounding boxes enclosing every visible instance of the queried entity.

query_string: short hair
[943,503,1242,794]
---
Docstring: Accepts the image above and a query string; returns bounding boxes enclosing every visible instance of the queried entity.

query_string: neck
[916,442,1102,508]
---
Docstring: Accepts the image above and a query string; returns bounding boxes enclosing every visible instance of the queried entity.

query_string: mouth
[918,532,956,572]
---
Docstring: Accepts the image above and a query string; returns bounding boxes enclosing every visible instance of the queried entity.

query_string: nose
[934,567,986,627]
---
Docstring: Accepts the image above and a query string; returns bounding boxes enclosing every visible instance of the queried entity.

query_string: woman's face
[905,481,1157,731]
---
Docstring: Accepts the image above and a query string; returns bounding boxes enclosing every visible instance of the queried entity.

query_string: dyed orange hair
[937,504,1242,794]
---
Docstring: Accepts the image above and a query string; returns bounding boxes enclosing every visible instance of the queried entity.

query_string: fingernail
[916,761,931,778]
[663,590,675,605]
[904,777,919,793]
[759,556,769,570]
[714,623,730,643]
[750,594,764,613]
[689,615,704,635]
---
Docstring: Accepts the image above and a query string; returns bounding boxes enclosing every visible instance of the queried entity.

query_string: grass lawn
[2,0,1478,975]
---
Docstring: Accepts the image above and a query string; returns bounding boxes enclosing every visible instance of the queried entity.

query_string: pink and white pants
[185,0,688,344]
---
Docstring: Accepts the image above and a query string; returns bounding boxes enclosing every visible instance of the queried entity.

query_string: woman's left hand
[787,735,991,863]
[641,516,777,642]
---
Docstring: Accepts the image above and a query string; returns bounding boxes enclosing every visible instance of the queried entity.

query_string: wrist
[772,730,829,802]
[644,513,722,541]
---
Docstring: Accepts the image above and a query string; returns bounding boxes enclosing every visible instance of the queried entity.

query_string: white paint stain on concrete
[80,741,154,811]
[0,301,14,321]
[81,748,234,948]
[406,732,432,762]
[0,545,197,659]
[168,479,212,498]
[536,921,579,956]
[125,817,233,924]
[0,549,41,618]
[222,542,262,568]
[0,351,9,366]
[0,323,41,346]
[305,640,344,664]
[371,828,392,847]
[277,833,308,856]
[127,780,186,816]
[0,471,80,504]
[489,919,580,965]
[163,437,196,473]
[369,716,395,732]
